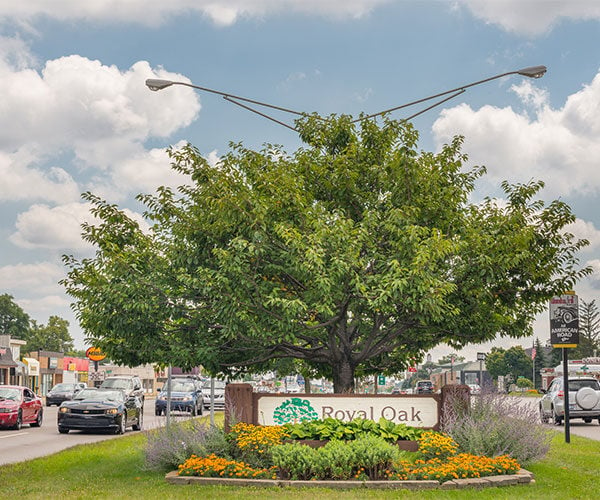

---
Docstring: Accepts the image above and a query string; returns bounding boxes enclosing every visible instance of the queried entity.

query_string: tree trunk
[332,359,356,393]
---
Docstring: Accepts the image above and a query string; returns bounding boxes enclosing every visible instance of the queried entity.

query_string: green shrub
[272,436,403,481]
[144,420,231,472]
[270,442,319,480]
[441,389,551,465]
[312,440,357,480]
[346,435,402,480]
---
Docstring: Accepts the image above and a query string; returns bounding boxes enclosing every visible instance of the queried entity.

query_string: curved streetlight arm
[353,65,547,123]
[145,78,304,116]
[146,65,546,130]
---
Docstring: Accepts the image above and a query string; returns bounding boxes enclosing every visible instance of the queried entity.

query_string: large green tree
[25,316,74,353]
[62,116,590,392]
[0,294,30,339]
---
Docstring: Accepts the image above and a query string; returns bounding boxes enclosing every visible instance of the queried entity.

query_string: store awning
[23,357,40,376]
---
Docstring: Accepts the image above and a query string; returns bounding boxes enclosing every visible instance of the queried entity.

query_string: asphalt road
[0,400,210,466]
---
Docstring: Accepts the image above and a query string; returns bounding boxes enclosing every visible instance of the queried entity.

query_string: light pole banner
[549,293,579,348]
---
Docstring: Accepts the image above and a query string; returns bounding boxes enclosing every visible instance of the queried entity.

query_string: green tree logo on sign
[273,397,318,424]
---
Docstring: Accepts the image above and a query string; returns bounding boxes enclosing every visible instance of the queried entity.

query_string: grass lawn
[1,422,598,500]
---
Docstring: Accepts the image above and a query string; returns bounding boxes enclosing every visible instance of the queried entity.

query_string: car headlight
[59,407,70,413]
[106,408,119,415]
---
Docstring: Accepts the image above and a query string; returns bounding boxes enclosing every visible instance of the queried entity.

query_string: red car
[0,385,44,430]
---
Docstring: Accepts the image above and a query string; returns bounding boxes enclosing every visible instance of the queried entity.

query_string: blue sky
[1,1,600,362]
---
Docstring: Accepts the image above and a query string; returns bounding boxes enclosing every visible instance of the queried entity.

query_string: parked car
[45,382,86,406]
[57,388,143,434]
[415,380,434,394]
[539,376,600,425]
[99,375,144,405]
[0,385,44,430]
[155,377,203,416]
[468,383,481,395]
[202,379,227,410]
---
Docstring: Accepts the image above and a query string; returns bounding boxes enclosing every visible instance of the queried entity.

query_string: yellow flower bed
[389,453,520,482]
[229,422,290,455]
[178,454,277,479]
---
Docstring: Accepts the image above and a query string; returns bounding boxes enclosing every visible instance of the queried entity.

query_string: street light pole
[145,65,546,130]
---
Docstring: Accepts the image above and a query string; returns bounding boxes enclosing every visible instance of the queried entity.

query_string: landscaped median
[165,468,535,490]
[159,422,535,490]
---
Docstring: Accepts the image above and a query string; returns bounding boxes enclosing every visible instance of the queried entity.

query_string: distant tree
[504,346,533,381]
[483,347,507,381]
[0,294,30,339]
[437,353,465,365]
[24,316,74,353]
[572,299,600,359]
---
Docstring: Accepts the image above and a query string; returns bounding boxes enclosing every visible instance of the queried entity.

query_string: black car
[45,382,86,407]
[57,388,143,434]
[415,380,435,394]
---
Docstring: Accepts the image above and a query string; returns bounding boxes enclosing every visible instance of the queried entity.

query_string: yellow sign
[85,347,106,362]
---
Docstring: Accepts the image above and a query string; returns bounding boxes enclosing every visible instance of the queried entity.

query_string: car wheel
[12,410,22,430]
[191,405,197,417]
[46,401,51,407]
[539,405,549,424]
[584,418,592,423]
[58,427,69,434]
[132,412,143,431]
[155,408,162,416]
[115,417,126,435]
[553,408,563,426]
[31,409,43,427]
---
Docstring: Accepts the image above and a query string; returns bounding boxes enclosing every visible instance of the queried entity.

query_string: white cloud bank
[432,70,600,199]
[1,1,599,34]
[0,0,391,27]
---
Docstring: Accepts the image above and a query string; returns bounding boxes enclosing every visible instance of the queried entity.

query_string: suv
[99,375,145,406]
[415,380,435,394]
[540,376,600,425]
[202,379,227,410]
[155,377,203,416]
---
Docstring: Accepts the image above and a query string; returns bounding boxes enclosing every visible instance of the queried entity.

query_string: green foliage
[441,389,551,466]
[272,436,402,481]
[144,419,230,472]
[283,417,424,442]
[516,377,534,389]
[270,442,319,480]
[24,316,74,353]
[0,293,30,339]
[61,115,591,391]
[573,299,600,359]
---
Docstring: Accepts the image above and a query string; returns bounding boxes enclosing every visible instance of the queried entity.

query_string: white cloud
[432,69,600,198]
[0,1,391,27]
[568,218,600,253]
[458,0,600,36]
[0,261,65,295]
[8,202,149,251]
[0,150,80,203]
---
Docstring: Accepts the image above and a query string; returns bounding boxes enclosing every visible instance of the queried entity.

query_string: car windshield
[569,380,600,391]
[203,380,226,390]
[101,379,130,390]
[164,381,196,392]
[75,389,124,403]
[51,383,76,392]
[0,387,20,400]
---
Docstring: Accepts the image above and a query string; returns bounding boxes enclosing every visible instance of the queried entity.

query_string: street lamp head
[516,65,547,79]
[145,79,174,91]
